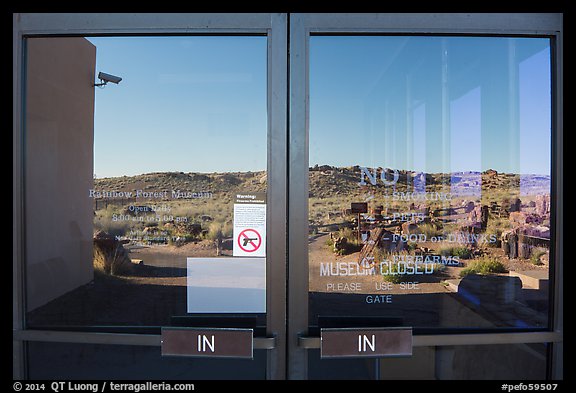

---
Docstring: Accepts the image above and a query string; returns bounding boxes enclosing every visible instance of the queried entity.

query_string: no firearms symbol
[237,228,262,253]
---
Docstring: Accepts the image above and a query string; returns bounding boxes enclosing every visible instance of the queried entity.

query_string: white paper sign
[233,193,266,257]
[187,257,266,313]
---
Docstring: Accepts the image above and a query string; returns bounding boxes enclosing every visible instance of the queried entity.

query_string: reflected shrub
[204,220,233,240]
[326,227,362,255]
[418,222,442,238]
[530,249,546,266]
[459,257,507,278]
[439,245,473,259]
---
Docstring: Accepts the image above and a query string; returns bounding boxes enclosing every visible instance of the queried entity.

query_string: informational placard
[187,257,266,313]
[233,192,266,257]
[350,202,368,214]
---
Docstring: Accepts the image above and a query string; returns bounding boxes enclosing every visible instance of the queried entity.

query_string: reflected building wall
[25,37,96,311]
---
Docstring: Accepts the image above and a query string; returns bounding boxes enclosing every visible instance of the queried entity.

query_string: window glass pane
[25,36,268,328]
[307,343,548,380]
[309,36,552,330]
[27,341,267,380]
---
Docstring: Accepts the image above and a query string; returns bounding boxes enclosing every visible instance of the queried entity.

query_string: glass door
[14,13,287,380]
[288,13,563,380]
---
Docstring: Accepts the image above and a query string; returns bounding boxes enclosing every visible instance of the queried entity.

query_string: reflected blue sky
[310,36,551,175]
[88,36,267,178]
[89,35,551,177]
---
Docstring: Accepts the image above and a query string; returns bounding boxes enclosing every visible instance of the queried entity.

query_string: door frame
[287,12,563,379]
[12,12,288,380]
[13,12,563,380]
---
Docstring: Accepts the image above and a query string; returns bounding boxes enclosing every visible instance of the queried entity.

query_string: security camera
[94,72,122,87]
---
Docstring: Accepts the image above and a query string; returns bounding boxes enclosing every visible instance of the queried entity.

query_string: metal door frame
[287,12,563,379]
[13,12,563,381]
[12,12,288,380]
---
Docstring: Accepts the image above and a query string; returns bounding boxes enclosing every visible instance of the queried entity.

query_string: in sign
[161,327,254,359]
[358,334,376,352]
[198,334,215,353]
[320,327,412,358]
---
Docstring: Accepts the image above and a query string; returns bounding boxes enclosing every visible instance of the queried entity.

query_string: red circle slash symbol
[237,229,262,253]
